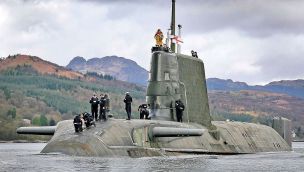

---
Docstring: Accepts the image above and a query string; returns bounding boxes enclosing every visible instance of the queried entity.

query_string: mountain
[66,56,148,85]
[206,78,249,91]
[207,78,304,100]
[0,54,84,80]
[267,80,304,87]
[259,80,304,99]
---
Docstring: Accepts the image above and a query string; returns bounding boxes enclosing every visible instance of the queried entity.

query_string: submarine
[17,0,292,157]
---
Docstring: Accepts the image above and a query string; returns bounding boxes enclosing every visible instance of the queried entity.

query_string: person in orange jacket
[154,29,164,47]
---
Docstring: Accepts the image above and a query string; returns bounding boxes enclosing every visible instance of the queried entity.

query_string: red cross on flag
[171,35,183,44]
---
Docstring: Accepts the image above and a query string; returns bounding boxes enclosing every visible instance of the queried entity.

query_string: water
[0,142,303,172]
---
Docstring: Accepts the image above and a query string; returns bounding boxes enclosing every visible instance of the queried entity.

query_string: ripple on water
[0,143,303,172]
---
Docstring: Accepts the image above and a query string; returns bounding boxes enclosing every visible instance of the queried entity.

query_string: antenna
[170,0,176,53]
[177,24,182,54]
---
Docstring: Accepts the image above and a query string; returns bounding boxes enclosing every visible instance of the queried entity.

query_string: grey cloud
[2,0,62,34]
[176,0,304,37]
[76,0,168,5]
[78,0,304,37]
[255,45,304,82]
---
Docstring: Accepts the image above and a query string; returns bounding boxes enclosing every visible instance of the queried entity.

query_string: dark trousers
[140,112,144,119]
[74,123,82,132]
[126,104,131,120]
[176,111,183,122]
[99,107,106,120]
[92,107,98,120]
[140,111,149,119]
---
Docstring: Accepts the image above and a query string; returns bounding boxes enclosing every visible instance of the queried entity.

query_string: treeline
[0,108,52,141]
[85,72,116,81]
[3,64,38,76]
[32,114,56,126]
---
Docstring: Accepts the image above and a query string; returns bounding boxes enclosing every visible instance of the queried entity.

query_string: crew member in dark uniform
[104,94,110,119]
[99,94,106,121]
[191,50,198,58]
[89,94,99,121]
[73,114,83,132]
[138,104,150,119]
[123,92,132,120]
[83,112,95,128]
[175,99,185,122]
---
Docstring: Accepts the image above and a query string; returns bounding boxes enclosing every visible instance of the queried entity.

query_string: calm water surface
[0,142,303,172]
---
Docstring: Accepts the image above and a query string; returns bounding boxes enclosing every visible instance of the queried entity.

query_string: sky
[0,0,304,85]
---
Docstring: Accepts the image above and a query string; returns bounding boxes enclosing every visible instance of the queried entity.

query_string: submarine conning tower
[146,47,213,128]
[146,0,212,128]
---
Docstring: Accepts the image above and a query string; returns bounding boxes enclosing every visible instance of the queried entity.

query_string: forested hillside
[209,90,304,138]
[0,66,145,140]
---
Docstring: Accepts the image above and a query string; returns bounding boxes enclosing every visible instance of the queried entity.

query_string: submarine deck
[40,118,291,157]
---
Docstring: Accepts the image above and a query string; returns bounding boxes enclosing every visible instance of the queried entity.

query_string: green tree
[3,87,11,100]
[32,116,40,126]
[40,114,48,126]
[7,108,16,119]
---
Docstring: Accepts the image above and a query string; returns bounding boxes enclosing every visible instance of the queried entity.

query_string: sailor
[99,94,106,121]
[154,29,164,47]
[138,104,150,119]
[175,99,185,122]
[104,94,110,119]
[191,50,194,57]
[191,50,198,58]
[73,114,83,132]
[123,92,133,120]
[83,112,95,128]
[89,94,99,121]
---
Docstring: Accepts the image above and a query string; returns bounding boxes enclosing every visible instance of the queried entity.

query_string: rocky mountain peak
[267,79,304,88]
[66,55,148,85]
[207,78,249,90]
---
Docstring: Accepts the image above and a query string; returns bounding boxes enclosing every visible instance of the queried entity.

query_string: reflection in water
[0,143,303,172]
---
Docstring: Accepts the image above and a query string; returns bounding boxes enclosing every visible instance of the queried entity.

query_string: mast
[170,0,176,53]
